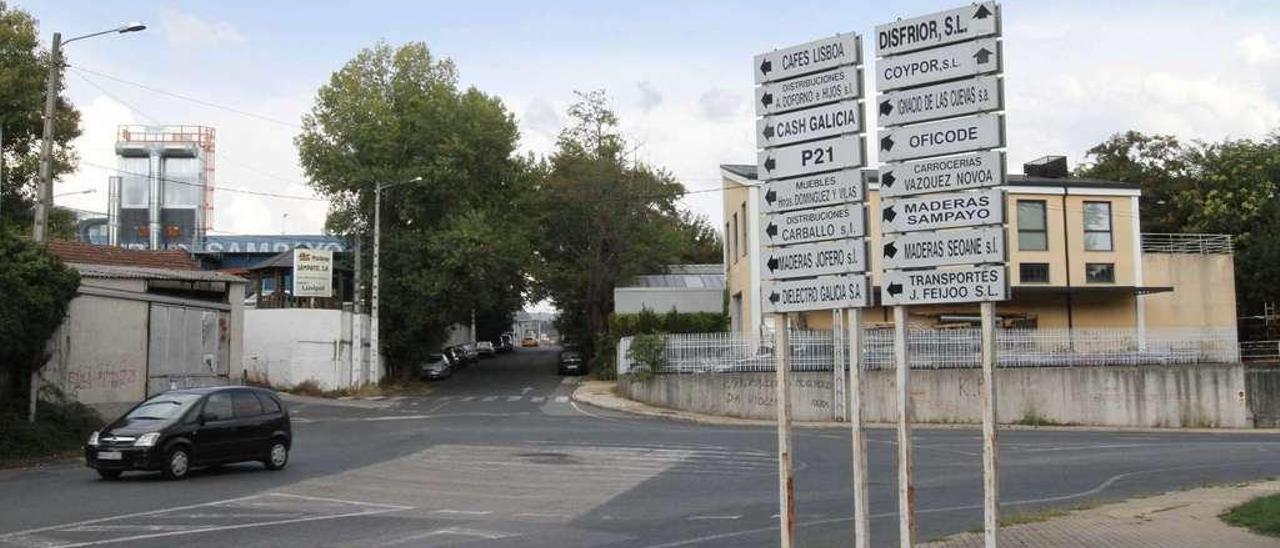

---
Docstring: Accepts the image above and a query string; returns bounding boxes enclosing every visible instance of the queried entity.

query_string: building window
[731,212,739,262]
[740,203,748,258]
[1083,201,1113,251]
[1017,200,1047,251]
[724,223,730,264]
[1019,263,1049,283]
[1085,263,1115,284]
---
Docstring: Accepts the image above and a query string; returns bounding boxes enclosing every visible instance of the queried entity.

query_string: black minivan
[86,386,292,480]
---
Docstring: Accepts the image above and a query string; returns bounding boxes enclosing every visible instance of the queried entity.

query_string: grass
[1011,411,1080,427]
[0,398,103,467]
[963,501,1103,534]
[281,377,434,399]
[1221,493,1280,537]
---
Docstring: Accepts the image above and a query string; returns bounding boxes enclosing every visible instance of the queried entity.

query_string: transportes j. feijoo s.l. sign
[763,274,871,313]
[755,33,860,84]
[758,101,863,148]
[756,65,861,116]
[758,134,865,179]
[761,169,865,213]
[880,188,1003,234]
[874,2,1000,57]
[878,75,1001,128]
[764,239,868,280]
[882,225,1004,270]
[763,203,867,246]
[876,37,1000,92]
[881,265,1007,306]
[879,150,1004,199]
[878,113,1003,163]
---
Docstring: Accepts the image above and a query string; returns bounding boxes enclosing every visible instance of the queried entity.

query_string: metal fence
[1140,233,1233,254]
[618,327,1240,375]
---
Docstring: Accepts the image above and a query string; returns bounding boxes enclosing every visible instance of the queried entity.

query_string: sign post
[755,31,868,548]
[875,3,1007,546]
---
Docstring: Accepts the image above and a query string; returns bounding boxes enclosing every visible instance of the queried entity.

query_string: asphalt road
[3,347,1279,547]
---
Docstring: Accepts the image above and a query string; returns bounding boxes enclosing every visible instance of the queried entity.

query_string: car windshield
[124,393,203,420]
[426,354,446,363]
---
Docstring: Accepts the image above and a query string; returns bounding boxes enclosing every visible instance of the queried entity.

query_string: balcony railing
[1141,233,1232,254]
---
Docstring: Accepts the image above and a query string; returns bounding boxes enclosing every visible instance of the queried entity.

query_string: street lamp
[368,176,423,384]
[53,188,97,199]
[33,22,146,243]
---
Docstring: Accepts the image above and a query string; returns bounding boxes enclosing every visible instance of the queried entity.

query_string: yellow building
[721,160,1237,335]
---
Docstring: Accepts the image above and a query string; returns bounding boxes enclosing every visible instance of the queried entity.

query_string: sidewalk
[925,480,1280,547]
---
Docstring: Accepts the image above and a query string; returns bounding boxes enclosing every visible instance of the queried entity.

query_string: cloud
[698,88,741,121]
[162,10,246,48]
[1237,34,1280,66]
[636,81,662,112]
[59,95,138,215]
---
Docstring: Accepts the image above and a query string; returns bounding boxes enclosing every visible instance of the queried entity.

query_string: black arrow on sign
[760,58,773,76]
[766,222,778,239]
[763,124,776,139]
[764,157,776,172]
[880,135,895,152]
[879,100,893,117]
[883,241,898,259]
[887,282,904,296]
[881,171,896,188]
[767,256,779,272]
[765,188,777,205]
[974,48,993,64]
[769,291,781,304]
[761,92,774,108]
[973,4,992,19]
[882,205,897,223]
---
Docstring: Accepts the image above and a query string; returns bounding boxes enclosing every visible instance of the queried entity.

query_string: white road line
[430,509,492,516]
[521,386,533,394]
[687,515,742,521]
[531,396,546,403]
[61,525,208,533]
[506,396,523,402]
[271,492,410,510]
[513,512,571,519]
[461,396,476,402]
[0,494,265,539]
[555,396,569,403]
[482,396,498,402]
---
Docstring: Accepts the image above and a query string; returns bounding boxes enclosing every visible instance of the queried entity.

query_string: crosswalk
[421,394,571,405]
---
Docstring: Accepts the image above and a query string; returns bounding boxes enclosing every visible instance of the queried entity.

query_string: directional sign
[763,275,871,313]
[881,265,1007,305]
[879,150,1005,199]
[759,134,865,180]
[882,226,1004,270]
[878,75,1001,127]
[876,38,1000,92]
[763,203,866,246]
[762,169,865,213]
[879,113,1003,163]
[881,188,1003,234]
[764,239,868,280]
[756,66,861,116]
[758,101,863,148]
[755,34,860,84]
[875,2,1000,57]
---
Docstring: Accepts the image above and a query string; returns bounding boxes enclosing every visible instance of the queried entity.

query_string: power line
[79,161,327,202]
[71,65,303,130]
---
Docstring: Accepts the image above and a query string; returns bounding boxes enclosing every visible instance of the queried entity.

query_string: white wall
[243,308,370,391]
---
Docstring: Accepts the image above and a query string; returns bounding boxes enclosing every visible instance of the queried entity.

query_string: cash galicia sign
[759,101,862,148]
[292,249,333,298]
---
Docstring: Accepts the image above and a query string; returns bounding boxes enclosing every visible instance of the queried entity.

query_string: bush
[0,388,103,462]
[625,333,666,381]
[592,308,728,379]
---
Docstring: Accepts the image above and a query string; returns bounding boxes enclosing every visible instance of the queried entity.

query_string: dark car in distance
[420,352,453,380]
[558,344,587,375]
[85,386,291,480]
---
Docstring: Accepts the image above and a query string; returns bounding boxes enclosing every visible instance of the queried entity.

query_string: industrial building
[106,125,216,250]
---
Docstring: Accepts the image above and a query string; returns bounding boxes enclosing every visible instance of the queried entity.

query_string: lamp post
[53,188,97,199]
[33,22,145,243]
[369,176,422,384]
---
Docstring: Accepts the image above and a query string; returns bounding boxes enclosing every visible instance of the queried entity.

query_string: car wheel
[97,469,122,480]
[161,447,190,480]
[264,440,289,470]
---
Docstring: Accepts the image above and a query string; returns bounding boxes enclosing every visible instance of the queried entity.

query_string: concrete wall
[243,308,371,391]
[614,288,724,314]
[42,294,150,419]
[620,364,1252,428]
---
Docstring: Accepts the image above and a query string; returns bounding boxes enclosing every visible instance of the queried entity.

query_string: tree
[0,227,80,408]
[0,1,82,232]
[531,90,707,356]
[295,41,535,373]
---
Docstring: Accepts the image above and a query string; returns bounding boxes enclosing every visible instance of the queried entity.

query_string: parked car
[498,334,514,353]
[460,343,479,364]
[85,386,291,480]
[558,345,587,375]
[420,352,453,380]
[477,341,496,358]
[521,336,539,347]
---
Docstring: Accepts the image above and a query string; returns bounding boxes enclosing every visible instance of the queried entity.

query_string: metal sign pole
[774,313,796,548]
[894,305,915,546]
[848,307,870,548]
[833,308,847,421]
[980,301,1000,547]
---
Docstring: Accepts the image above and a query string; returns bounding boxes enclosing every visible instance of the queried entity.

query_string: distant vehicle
[445,346,468,368]
[420,353,453,380]
[558,345,586,375]
[460,343,479,364]
[86,386,291,480]
[498,334,514,352]
[476,341,496,358]
[521,337,538,347]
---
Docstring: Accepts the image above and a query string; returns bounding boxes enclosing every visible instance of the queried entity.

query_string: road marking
[531,396,546,403]
[482,396,498,402]
[270,492,409,509]
[522,386,533,394]
[461,396,476,402]
[555,396,569,403]
[506,396,523,402]
[430,509,492,516]
[513,512,571,519]
[687,515,742,521]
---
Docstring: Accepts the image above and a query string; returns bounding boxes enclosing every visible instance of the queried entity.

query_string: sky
[18,0,1280,241]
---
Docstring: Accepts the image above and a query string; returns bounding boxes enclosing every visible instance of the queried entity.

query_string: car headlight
[87,431,100,447]
[134,433,161,447]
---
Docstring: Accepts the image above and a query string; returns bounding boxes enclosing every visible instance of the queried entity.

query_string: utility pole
[32,33,61,243]
[370,186,382,384]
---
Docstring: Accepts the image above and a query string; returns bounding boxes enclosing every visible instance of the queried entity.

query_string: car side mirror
[199,413,214,425]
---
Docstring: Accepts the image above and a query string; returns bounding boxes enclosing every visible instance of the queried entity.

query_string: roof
[665,264,723,275]
[48,240,201,270]
[721,164,758,180]
[71,263,245,283]
[624,273,725,290]
[718,165,1142,190]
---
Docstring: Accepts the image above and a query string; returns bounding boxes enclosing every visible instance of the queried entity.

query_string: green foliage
[0,387,101,462]
[592,308,729,380]
[1221,493,1280,537]
[624,333,666,381]
[1077,130,1280,314]
[295,41,535,373]
[0,1,82,233]
[0,228,80,402]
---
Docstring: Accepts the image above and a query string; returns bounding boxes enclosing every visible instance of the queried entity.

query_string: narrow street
[3,348,1279,547]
